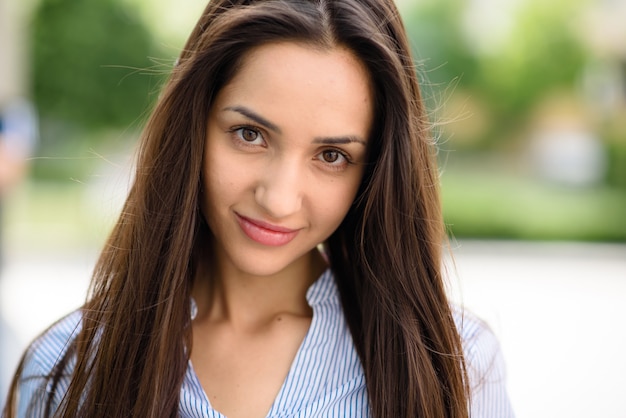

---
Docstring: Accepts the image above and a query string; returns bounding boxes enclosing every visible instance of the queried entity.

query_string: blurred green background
[1,0,625,253]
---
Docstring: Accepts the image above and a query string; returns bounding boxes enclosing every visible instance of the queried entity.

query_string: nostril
[254,180,303,219]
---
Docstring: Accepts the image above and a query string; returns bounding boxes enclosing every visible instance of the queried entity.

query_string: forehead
[213,42,374,139]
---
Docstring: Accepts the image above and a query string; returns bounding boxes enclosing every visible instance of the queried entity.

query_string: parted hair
[3,0,469,417]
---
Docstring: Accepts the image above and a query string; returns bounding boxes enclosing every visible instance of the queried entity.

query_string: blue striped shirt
[15,269,514,417]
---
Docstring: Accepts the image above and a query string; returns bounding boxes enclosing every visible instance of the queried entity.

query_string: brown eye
[231,127,265,148]
[322,150,340,163]
[241,128,258,142]
[317,149,350,170]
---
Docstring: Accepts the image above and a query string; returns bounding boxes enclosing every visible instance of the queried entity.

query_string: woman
[3,0,514,417]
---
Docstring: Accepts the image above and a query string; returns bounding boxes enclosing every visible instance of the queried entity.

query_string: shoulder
[23,310,82,376]
[453,308,502,369]
[16,310,82,416]
[453,307,516,417]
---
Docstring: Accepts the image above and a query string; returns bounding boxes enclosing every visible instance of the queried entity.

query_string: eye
[321,150,341,163]
[239,127,261,142]
[316,149,350,169]
[231,126,265,146]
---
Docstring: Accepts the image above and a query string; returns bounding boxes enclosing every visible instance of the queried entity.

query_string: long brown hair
[4,0,468,417]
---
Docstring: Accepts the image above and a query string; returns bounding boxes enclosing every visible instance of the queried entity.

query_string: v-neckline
[185,269,332,417]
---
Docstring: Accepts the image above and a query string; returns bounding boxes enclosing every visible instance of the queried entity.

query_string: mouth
[235,213,300,246]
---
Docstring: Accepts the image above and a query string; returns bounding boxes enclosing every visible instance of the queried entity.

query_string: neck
[192,248,327,330]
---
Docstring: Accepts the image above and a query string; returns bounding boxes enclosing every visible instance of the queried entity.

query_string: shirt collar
[305,267,339,307]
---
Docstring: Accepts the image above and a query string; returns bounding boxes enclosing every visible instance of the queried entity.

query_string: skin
[191,42,374,418]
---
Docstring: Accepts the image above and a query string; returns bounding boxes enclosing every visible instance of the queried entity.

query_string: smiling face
[201,42,374,278]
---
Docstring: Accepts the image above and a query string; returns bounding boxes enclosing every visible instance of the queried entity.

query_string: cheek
[316,177,362,228]
[201,152,228,220]
[202,150,256,215]
[204,152,235,199]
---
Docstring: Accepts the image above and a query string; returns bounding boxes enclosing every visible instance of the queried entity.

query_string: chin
[234,260,293,278]
[226,245,313,278]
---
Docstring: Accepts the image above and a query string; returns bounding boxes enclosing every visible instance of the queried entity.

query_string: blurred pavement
[1,240,625,417]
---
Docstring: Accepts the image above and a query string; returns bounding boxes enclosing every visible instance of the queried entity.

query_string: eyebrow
[313,136,367,146]
[223,106,281,133]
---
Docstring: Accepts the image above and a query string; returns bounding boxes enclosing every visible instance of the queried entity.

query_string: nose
[254,157,304,219]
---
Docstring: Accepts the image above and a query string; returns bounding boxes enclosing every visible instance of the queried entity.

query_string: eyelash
[227,125,354,171]
[317,149,352,171]
[229,126,266,147]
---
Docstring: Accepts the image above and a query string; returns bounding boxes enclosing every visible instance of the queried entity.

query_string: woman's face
[201,42,373,277]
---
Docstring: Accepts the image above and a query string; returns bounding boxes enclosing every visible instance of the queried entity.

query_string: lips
[235,213,299,246]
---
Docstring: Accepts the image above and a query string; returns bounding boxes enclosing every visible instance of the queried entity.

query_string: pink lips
[235,214,299,246]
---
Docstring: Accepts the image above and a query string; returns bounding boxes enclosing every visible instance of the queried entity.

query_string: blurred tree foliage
[405,0,479,90]
[31,0,164,179]
[404,0,626,241]
[405,0,589,148]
